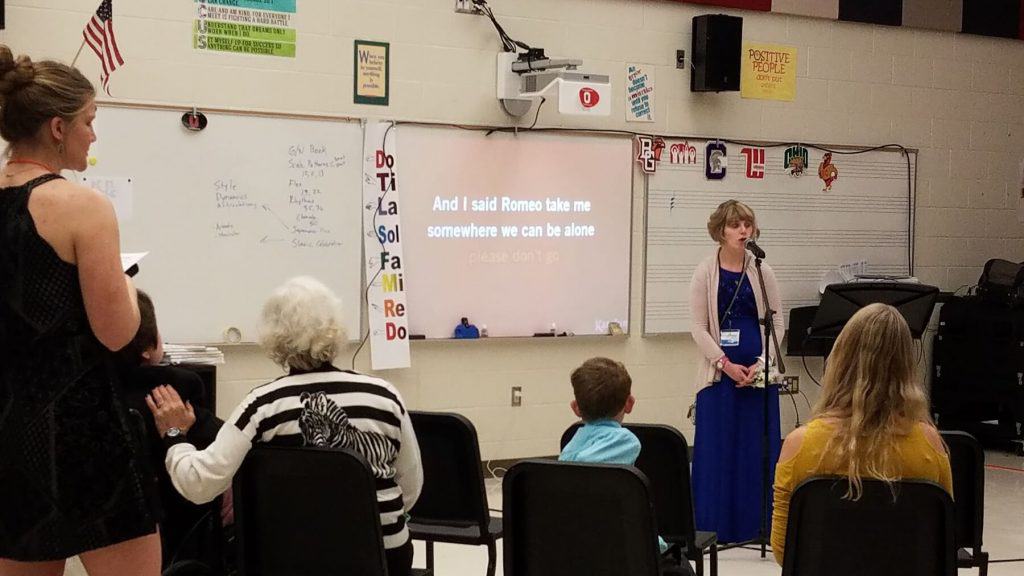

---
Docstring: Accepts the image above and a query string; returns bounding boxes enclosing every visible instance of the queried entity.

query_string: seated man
[117,290,225,568]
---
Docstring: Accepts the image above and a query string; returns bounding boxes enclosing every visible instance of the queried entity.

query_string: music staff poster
[642,139,915,334]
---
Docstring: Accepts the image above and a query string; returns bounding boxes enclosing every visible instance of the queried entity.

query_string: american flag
[82,0,124,94]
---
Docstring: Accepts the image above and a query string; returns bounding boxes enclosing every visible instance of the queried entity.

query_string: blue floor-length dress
[692,267,782,543]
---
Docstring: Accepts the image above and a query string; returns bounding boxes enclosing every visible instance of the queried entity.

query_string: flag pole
[71,38,86,67]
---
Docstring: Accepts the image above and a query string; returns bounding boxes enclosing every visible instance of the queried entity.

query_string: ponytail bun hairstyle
[0,45,95,146]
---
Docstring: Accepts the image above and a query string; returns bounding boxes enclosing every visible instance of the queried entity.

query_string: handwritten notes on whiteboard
[85,105,363,343]
[209,143,346,250]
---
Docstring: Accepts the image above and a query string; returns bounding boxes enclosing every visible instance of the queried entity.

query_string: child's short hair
[570,357,632,420]
[117,289,158,365]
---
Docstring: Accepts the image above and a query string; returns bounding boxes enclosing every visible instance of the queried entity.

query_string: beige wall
[4,0,1022,460]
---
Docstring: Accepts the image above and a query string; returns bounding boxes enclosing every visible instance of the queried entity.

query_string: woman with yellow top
[770,303,953,565]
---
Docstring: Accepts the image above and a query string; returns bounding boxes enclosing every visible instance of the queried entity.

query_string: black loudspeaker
[691,14,742,92]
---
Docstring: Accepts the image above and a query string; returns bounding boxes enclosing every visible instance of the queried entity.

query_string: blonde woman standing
[689,200,785,543]
[770,303,953,565]
[0,46,159,575]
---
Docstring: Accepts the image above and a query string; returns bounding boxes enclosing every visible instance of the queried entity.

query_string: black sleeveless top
[0,174,156,561]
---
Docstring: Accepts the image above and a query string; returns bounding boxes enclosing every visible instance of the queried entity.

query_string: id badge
[720,329,741,347]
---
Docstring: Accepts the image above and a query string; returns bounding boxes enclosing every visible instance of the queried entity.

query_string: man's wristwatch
[163,426,188,448]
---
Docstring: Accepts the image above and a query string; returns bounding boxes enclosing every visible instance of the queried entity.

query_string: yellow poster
[740,43,797,102]
[355,41,389,105]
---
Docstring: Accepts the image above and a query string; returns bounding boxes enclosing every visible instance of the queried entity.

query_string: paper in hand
[121,252,148,277]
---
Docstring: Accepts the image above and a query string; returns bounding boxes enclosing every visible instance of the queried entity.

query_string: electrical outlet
[781,376,800,395]
[455,0,482,14]
[511,386,522,407]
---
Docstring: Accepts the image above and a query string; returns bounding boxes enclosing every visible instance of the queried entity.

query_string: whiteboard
[81,105,363,343]
[396,125,633,338]
[642,140,915,335]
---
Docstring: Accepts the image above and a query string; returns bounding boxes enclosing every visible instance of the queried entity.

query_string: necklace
[4,158,57,176]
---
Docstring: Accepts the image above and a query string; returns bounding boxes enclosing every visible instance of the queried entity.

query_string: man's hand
[145,385,196,437]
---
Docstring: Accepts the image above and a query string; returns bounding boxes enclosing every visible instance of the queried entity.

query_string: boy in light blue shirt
[559,357,679,565]
[560,357,640,465]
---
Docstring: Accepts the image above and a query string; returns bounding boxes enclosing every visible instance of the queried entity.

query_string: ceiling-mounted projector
[496,51,610,118]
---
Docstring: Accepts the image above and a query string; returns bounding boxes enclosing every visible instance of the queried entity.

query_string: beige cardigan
[689,250,785,393]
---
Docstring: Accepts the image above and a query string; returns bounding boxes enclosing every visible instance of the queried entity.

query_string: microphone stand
[755,254,785,557]
[717,251,785,558]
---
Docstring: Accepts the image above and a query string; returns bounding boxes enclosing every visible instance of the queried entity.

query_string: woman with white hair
[146,277,422,576]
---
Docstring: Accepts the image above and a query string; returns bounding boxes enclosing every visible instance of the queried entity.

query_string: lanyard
[717,249,748,326]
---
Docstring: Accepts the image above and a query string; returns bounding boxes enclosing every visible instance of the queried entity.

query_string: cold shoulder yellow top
[770,418,954,565]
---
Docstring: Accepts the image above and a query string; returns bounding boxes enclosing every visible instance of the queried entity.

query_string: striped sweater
[164,366,422,549]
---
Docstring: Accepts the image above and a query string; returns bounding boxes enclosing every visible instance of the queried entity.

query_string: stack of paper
[819,260,868,294]
[163,344,225,365]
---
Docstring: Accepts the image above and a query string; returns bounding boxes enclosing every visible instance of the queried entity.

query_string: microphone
[745,238,766,259]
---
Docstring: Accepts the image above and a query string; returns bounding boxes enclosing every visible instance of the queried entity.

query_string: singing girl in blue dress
[688,200,785,544]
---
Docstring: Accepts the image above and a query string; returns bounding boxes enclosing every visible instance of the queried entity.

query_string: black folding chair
[233,445,431,576]
[561,422,717,576]
[125,408,224,575]
[503,459,666,576]
[941,431,989,575]
[408,411,502,576]
[781,477,956,576]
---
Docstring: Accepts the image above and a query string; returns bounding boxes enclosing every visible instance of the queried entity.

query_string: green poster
[195,20,297,42]
[193,33,296,57]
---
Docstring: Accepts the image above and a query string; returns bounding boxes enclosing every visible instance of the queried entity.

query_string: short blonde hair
[259,277,345,371]
[707,199,759,244]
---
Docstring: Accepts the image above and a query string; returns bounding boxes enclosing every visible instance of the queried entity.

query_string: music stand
[810,282,939,345]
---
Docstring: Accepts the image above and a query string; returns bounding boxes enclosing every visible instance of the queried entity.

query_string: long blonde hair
[812,303,932,499]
